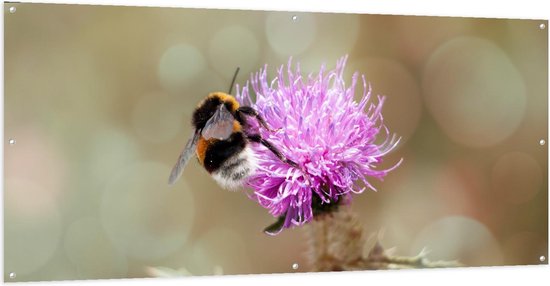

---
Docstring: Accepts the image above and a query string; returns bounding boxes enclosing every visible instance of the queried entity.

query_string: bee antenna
[228,67,240,95]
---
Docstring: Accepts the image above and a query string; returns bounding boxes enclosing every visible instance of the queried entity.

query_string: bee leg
[236,106,280,132]
[246,134,298,168]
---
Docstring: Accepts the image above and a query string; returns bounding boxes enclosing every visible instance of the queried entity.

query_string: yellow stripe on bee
[207,92,240,112]
[233,121,241,132]
[196,137,211,166]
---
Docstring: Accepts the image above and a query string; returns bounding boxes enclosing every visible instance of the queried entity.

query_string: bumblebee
[168,70,297,189]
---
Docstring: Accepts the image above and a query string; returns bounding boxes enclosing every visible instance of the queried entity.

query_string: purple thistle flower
[236,56,402,235]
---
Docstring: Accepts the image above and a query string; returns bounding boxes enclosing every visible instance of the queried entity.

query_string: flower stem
[304,206,462,271]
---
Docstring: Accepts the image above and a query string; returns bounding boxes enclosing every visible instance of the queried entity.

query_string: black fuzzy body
[203,132,247,173]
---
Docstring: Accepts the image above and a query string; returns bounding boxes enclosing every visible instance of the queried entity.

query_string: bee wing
[201,104,234,140]
[168,129,200,185]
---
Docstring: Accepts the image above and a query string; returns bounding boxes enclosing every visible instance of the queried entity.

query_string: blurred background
[3,3,548,282]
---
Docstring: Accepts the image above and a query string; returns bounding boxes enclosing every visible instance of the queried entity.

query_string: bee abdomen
[211,147,257,190]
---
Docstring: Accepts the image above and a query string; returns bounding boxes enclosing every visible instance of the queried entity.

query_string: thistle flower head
[236,56,401,234]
